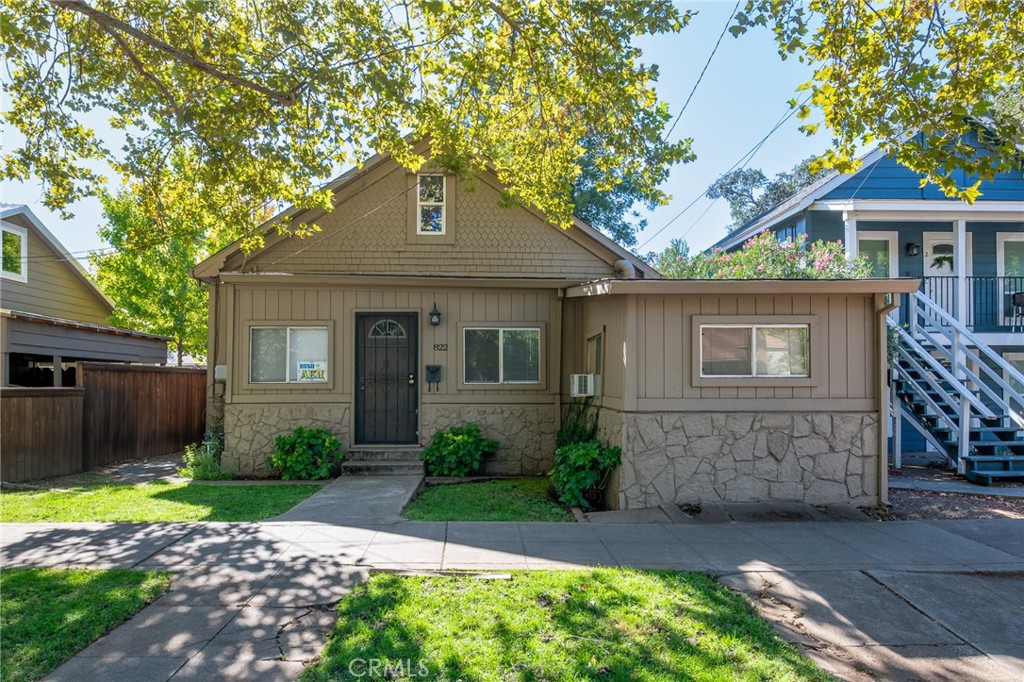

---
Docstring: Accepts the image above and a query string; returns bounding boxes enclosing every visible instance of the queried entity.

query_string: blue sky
[1,1,826,262]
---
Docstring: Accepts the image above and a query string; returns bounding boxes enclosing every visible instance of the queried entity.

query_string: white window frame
[1,222,28,282]
[857,231,899,278]
[997,232,1024,325]
[463,326,542,385]
[699,323,810,379]
[416,174,446,235]
[249,325,329,384]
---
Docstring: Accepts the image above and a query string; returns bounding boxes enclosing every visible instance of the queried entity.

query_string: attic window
[417,174,445,234]
[1,224,27,282]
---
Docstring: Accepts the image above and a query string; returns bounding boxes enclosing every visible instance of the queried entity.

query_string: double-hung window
[417,174,445,234]
[1,223,27,282]
[250,326,328,383]
[464,327,541,384]
[700,324,809,378]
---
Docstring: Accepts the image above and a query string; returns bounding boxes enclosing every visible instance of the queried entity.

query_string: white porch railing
[890,291,1024,469]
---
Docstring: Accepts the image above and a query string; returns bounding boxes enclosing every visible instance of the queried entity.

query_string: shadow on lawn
[306,569,831,682]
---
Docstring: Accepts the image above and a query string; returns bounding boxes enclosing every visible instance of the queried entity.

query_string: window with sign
[250,326,328,383]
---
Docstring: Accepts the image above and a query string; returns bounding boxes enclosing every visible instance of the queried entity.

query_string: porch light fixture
[429,302,442,326]
[905,242,920,257]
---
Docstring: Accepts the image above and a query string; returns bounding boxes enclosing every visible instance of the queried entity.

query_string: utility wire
[637,94,811,252]
[663,0,741,141]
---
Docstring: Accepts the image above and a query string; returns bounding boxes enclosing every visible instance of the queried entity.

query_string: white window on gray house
[1,224,27,282]
[250,326,328,383]
[700,325,809,378]
[417,174,445,234]
[464,327,540,384]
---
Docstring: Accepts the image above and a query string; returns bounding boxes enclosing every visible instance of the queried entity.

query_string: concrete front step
[346,448,423,462]
[341,459,425,476]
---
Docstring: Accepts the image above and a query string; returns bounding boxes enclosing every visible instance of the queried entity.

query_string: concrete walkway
[269,475,423,524]
[2,479,1023,681]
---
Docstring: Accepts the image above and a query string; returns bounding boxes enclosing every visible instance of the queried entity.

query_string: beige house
[193,147,918,508]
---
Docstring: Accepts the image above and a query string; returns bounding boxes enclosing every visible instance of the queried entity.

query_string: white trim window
[1,223,28,282]
[464,327,541,384]
[857,231,899,278]
[417,174,445,234]
[997,232,1024,325]
[250,326,328,383]
[700,324,809,378]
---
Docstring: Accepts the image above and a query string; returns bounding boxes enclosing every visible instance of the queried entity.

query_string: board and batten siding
[224,282,562,407]
[562,295,627,407]
[228,161,616,280]
[635,293,877,408]
[0,213,111,325]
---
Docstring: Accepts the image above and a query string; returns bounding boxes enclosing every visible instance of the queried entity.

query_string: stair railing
[888,320,997,468]
[907,291,1024,428]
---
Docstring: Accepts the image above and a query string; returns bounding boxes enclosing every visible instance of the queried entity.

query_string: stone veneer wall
[420,404,556,475]
[617,412,880,509]
[223,403,351,477]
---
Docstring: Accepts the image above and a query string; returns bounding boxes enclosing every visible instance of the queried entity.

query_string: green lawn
[401,478,574,522]
[304,569,834,682]
[0,480,322,522]
[0,568,170,682]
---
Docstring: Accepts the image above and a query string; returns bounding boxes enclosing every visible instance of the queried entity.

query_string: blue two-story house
[709,137,1024,483]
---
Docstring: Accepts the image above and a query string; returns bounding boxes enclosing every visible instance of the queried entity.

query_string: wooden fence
[0,363,206,482]
[1,388,85,482]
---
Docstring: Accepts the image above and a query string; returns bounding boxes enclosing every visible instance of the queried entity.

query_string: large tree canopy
[3,1,1022,252]
[707,157,821,232]
[91,152,243,364]
[735,0,1024,202]
[3,0,692,248]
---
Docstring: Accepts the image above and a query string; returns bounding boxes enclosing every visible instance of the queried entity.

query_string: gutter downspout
[554,288,564,435]
[876,294,900,506]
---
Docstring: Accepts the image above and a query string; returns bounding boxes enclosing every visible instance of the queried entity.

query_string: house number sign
[433,343,448,351]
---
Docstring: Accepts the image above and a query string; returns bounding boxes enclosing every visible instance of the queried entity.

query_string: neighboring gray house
[0,204,167,387]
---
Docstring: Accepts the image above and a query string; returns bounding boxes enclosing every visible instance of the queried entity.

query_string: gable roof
[192,145,659,280]
[0,204,114,311]
[709,125,1024,253]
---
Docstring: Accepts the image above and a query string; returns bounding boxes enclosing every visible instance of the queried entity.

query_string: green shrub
[268,426,343,480]
[549,440,621,509]
[422,424,498,477]
[555,398,599,450]
[177,430,234,480]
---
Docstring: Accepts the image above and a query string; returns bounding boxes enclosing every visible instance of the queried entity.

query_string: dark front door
[355,313,418,444]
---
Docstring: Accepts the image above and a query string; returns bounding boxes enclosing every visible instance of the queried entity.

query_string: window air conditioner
[569,373,596,397]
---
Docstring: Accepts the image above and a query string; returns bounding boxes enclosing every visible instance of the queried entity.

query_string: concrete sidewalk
[3,513,1023,680]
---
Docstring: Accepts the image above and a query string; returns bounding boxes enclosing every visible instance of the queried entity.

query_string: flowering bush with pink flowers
[651,231,871,280]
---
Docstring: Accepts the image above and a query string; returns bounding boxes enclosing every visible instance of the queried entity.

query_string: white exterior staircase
[890,291,1024,484]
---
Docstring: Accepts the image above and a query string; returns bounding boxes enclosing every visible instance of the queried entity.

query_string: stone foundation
[617,412,880,509]
[223,403,350,476]
[420,404,556,475]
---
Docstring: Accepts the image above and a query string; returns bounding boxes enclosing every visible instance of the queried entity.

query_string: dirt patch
[862,488,1024,521]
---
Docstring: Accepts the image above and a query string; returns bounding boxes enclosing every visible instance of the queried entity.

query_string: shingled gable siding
[233,162,615,279]
[563,291,887,509]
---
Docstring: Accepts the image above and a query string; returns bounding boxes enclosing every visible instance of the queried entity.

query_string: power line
[663,0,741,141]
[636,94,811,251]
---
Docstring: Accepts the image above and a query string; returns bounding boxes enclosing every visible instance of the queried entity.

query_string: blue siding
[823,154,1024,202]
